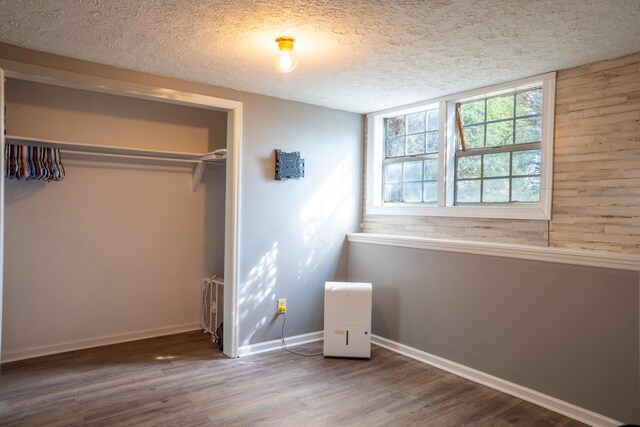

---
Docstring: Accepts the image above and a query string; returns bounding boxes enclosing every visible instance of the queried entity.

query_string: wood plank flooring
[0,332,585,426]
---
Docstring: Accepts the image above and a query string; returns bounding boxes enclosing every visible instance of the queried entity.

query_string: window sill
[347,233,640,271]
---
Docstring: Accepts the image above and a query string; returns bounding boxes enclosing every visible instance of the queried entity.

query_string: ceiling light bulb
[275,36,297,73]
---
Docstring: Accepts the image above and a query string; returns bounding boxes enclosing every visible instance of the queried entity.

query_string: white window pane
[457,155,481,179]
[384,183,402,202]
[403,161,423,181]
[423,181,437,203]
[385,136,405,157]
[406,134,425,155]
[386,116,405,138]
[461,100,484,125]
[424,158,438,181]
[512,177,540,202]
[406,112,426,134]
[384,163,403,183]
[403,183,422,202]
[483,152,510,177]
[515,117,541,144]
[483,178,510,202]
[464,124,484,149]
[487,95,514,121]
[512,149,541,176]
[486,120,513,147]
[427,110,439,131]
[516,89,542,117]
[457,180,481,203]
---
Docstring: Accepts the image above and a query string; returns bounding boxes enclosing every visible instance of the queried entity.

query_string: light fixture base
[276,36,295,51]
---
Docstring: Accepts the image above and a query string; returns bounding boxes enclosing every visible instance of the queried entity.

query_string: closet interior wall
[2,78,227,361]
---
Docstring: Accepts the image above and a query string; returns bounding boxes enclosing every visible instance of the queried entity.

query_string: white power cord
[280,312,323,357]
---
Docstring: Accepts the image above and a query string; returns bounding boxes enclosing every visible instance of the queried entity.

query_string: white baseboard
[1,323,201,363]
[238,331,323,357]
[371,335,621,427]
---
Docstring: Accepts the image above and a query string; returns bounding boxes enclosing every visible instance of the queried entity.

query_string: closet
[0,63,242,361]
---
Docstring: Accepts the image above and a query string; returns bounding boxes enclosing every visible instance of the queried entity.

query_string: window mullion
[442,101,455,207]
[483,98,488,149]
[479,153,484,203]
[510,152,516,203]
[512,93,517,145]
[456,141,541,158]
[384,154,438,164]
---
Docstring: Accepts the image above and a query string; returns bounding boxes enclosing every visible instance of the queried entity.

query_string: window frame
[366,72,555,220]
[453,86,544,205]
[382,105,442,205]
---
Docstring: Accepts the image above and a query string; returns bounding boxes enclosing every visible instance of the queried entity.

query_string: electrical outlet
[277,298,287,314]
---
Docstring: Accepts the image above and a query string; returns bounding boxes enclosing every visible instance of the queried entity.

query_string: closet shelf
[5,135,226,191]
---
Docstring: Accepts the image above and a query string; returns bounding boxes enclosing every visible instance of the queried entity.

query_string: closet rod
[59,150,224,165]
[5,135,226,164]
[6,135,225,191]
[60,149,201,164]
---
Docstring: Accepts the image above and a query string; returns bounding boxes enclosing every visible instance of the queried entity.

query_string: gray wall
[236,93,363,346]
[348,242,640,423]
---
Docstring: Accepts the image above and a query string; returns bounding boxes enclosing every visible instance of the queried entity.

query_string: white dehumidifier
[323,281,372,358]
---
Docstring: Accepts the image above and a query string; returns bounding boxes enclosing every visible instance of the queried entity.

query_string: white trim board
[0,59,239,111]
[371,335,621,427]
[224,103,243,358]
[0,68,5,361]
[348,233,640,272]
[1,323,201,363]
[237,331,323,358]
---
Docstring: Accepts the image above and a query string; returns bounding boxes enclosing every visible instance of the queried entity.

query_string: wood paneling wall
[362,52,640,254]
[362,215,549,246]
[550,53,640,254]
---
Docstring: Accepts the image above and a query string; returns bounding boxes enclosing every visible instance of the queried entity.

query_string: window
[366,72,555,220]
[383,107,440,204]
[455,88,542,204]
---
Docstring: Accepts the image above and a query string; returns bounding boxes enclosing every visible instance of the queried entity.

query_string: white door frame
[0,68,5,362]
[0,60,242,358]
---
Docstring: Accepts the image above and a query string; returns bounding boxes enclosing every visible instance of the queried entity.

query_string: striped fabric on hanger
[4,143,65,181]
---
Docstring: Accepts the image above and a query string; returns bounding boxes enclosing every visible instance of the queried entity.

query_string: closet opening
[0,63,242,362]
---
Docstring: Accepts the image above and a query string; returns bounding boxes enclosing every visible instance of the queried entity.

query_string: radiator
[201,276,224,343]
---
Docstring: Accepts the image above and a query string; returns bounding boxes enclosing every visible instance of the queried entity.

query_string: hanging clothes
[4,143,65,181]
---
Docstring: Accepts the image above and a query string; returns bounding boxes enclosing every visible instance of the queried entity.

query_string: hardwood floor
[0,331,585,426]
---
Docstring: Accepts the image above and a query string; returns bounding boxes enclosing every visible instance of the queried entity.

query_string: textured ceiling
[0,0,639,113]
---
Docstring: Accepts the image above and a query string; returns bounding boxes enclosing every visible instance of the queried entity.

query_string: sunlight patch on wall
[299,155,354,275]
[238,241,278,346]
